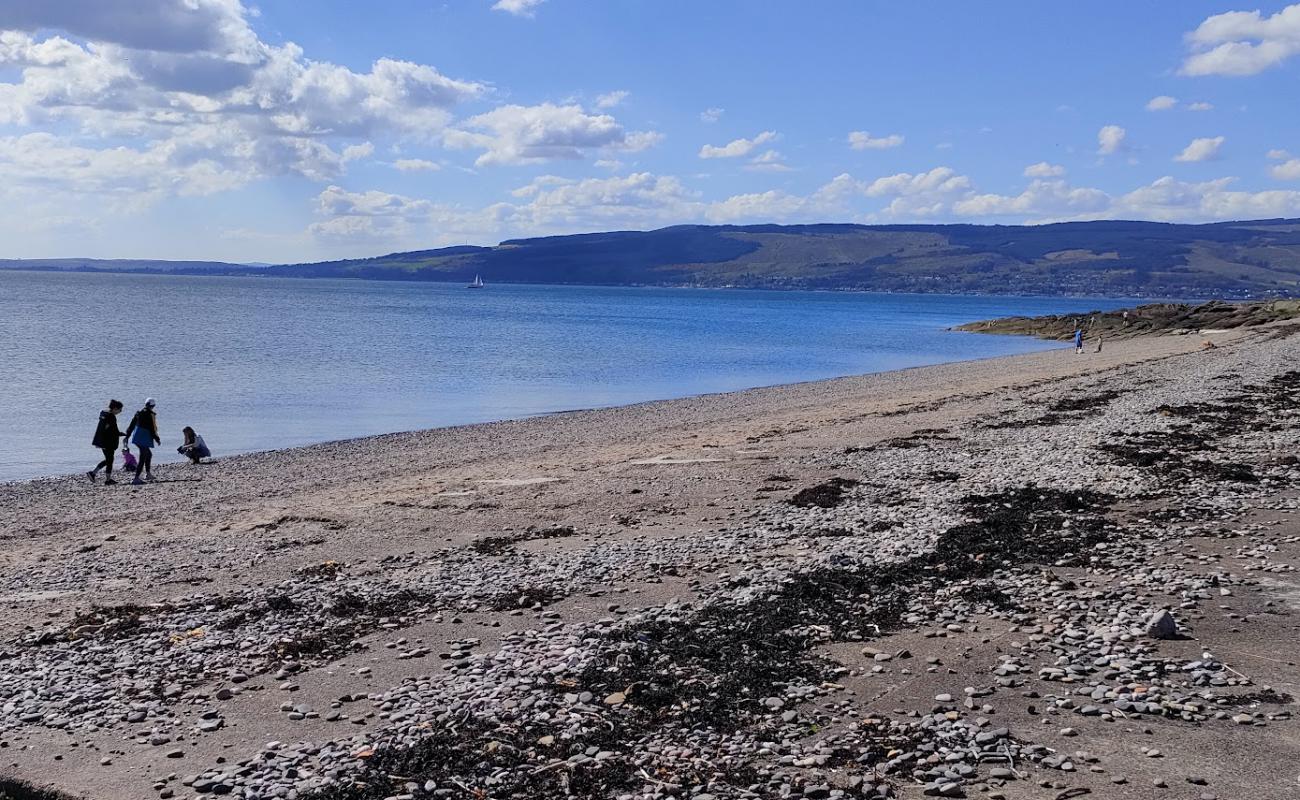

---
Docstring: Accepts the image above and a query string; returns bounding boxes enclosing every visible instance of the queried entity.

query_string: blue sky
[1,0,1298,262]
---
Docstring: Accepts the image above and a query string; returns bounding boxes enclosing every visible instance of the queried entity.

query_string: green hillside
[266,219,1300,297]
[5,219,1300,298]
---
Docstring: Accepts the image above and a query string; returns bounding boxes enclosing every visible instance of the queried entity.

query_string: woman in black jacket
[88,400,125,484]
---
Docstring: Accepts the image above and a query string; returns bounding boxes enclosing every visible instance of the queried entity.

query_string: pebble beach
[1,324,1297,800]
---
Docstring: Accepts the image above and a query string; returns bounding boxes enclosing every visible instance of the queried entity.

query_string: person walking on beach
[124,398,161,484]
[88,399,125,484]
[177,426,211,464]
[1095,334,1104,354]
[1073,328,1084,354]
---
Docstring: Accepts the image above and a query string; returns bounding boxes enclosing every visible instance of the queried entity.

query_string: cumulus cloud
[309,184,442,242]
[745,149,792,172]
[699,107,724,123]
[1146,95,1178,111]
[856,167,974,218]
[619,130,665,152]
[1271,159,1300,180]
[0,131,250,203]
[0,0,484,203]
[847,131,904,150]
[1187,101,1214,111]
[307,161,1300,252]
[1174,135,1226,162]
[1024,162,1066,178]
[595,90,628,109]
[1114,175,1300,220]
[392,158,440,172]
[1180,4,1300,76]
[1097,125,1127,155]
[491,0,545,17]
[445,103,658,166]
[698,131,777,159]
[342,142,374,162]
[0,0,259,54]
[954,180,1109,218]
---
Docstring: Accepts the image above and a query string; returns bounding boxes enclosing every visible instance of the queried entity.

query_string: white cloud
[342,142,374,162]
[745,149,792,172]
[1271,159,1300,180]
[1024,162,1066,178]
[594,158,623,171]
[618,130,664,152]
[1267,149,1291,160]
[491,0,545,17]
[705,190,810,222]
[595,90,629,109]
[1187,101,1214,111]
[0,1,484,203]
[1180,4,1300,76]
[445,103,657,166]
[858,166,974,218]
[699,107,724,123]
[1174,135,1226,162]
[862,166,971,198]
[847,131,904,150]
[698,130,777,159]
[501,172,701,229]
[308,162,1300,253]
[392,158,440,172]
[0,131,250,205]
[1097,125,1127,155]
[1114,175,1300,221]
[1146,95,1178,111]
[954,180,1109,218]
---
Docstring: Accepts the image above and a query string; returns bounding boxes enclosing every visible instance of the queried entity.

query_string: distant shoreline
[0,265,1203,302]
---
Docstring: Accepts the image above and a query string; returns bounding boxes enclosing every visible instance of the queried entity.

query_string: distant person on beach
[177,426,211,464]
[124,398,161,484]
[1095,334,1104,354]
[1073,328,1084,354]
[88,399,125,484]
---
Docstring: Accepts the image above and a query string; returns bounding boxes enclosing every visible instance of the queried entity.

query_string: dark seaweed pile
[788,477,860,508]
[319,484,1117,798]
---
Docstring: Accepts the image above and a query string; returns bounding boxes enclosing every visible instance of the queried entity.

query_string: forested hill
[268,219,1300,297]
[6,218,1300,298]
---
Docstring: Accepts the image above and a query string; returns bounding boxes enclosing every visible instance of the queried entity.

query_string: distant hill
[0,258,256,274]
[6,219,1300,298]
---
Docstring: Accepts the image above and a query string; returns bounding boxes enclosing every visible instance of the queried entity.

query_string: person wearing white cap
[124,398,161,485]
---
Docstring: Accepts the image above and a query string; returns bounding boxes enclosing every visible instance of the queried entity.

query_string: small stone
[1145,610,1178,640]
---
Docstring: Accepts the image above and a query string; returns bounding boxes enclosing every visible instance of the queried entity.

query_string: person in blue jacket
[1073,328,1084,354]
[124,398,161,484]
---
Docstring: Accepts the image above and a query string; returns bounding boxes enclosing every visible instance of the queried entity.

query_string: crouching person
[178,426,211,464]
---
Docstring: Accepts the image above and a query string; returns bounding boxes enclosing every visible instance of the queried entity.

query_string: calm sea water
[0,271,1134,482]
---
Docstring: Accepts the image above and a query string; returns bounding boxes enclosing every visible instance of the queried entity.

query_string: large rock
[1145,609,1178,639]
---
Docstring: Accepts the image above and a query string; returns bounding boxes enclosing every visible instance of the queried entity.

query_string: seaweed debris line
[1,324,1299,799]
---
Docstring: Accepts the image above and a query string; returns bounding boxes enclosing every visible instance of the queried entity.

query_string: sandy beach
[2,326,1298,800]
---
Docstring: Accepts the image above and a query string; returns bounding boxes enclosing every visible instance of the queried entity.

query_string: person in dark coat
[124,398,161,485]
[88,400,126,484]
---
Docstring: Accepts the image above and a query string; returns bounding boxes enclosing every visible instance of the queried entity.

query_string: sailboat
[467,274,484,288]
